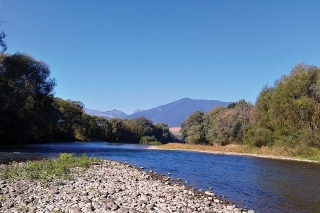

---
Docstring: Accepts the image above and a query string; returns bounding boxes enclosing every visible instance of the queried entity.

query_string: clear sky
[1,0,320,114]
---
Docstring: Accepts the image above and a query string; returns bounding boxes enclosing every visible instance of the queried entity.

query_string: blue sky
[1,0,320,114]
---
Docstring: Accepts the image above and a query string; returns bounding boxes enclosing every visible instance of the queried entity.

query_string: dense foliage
[250,64,320,150]
[181,64,320,154]
[0,53,57,144]
[51,100,176,144]
[181,100,254,145]
[0,53,176,145]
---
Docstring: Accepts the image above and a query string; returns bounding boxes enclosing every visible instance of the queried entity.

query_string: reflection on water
[1,142,319,213]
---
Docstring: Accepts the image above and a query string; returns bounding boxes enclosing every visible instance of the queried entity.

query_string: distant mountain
[126,98,231,127]
[85,98,231,127]
[84,108,127,119]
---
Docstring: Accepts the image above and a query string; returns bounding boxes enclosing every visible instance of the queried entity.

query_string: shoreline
[0,159,254,213]
[148,144,320,164]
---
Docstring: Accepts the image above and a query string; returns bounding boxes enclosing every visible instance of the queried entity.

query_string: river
[1,142,319,213]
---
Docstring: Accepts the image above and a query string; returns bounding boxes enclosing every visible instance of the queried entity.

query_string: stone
[69,206,80,213]
[205,191,215,196]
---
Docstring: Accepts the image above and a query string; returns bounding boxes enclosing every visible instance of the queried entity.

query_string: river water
[1,142,319,213]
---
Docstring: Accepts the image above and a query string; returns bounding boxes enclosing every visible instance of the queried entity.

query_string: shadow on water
[1,142,319,213]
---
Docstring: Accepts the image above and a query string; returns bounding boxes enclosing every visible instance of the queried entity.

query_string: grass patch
[0,153,100,183]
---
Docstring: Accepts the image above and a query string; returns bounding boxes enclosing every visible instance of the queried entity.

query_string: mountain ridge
[85,97,231,127]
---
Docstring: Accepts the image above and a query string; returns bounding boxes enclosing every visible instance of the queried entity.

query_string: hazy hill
[84,109,127,119]
[126,98,230,127]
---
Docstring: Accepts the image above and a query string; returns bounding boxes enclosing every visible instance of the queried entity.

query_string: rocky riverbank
[0,160,254,213]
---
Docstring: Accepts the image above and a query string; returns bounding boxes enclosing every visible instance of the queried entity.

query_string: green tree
[253,64,320,148]
[122,117,174,144]
[255,85,275,130]
[52,98,85,141]
[52,98,115,141]
[203,106,225,144]
[133,117,154,138]
[0,53,56,145]
[108,118,125,141]
[214,107,243,145]
[79,114,102,140]
[181,111,206,144]
[153,123,171,143]
[202,100,254,146]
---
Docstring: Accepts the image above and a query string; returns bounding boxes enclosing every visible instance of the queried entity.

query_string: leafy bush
[139,136,161,145]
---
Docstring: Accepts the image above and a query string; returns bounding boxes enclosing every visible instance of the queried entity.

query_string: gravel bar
[0,160,255,213]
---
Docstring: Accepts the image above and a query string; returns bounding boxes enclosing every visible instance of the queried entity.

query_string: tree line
[0,53,176,146]
[181,64,320,154]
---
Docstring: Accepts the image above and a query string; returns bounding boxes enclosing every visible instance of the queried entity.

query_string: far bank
[148,143,320,163]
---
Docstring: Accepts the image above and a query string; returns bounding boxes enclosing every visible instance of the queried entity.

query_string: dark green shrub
[244,126,273,147]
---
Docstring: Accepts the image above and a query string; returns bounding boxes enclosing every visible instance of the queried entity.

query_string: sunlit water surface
[1,142,319,213]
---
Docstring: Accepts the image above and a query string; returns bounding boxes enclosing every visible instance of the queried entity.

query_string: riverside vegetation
[180,64,320,161]
[0,154,254,213]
